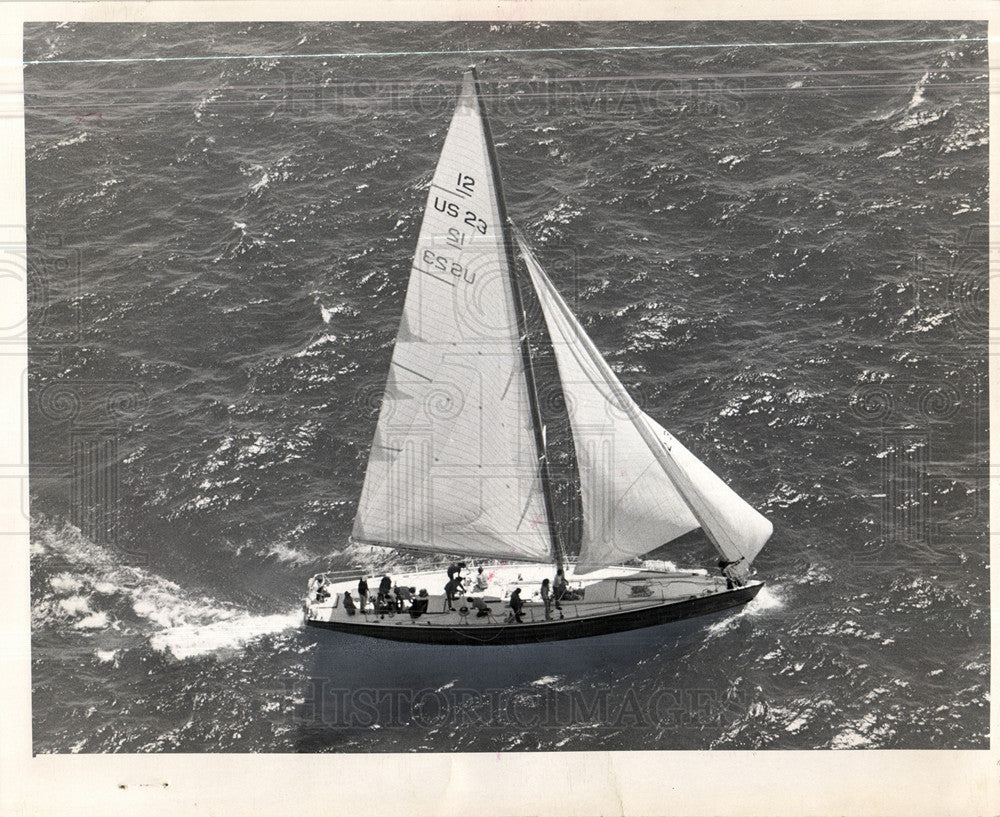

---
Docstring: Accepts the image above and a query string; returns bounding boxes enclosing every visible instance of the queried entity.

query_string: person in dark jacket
[444,576,464,611]
[394,584,412,611]
[508,587,524,623]
[408,589,429,619]
[343,591,357,616]
[376,575,393,613]
[357,577,369,612]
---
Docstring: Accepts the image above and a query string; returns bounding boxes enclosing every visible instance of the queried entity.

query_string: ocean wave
[267,540,314,565]
[292,333,339,358]
[241,156,294,196]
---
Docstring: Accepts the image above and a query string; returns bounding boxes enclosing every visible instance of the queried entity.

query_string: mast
[469,67,566,572]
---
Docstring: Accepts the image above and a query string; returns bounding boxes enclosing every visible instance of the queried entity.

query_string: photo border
[2,2,996,815]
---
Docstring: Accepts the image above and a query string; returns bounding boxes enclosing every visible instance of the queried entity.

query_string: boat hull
[304,582,762,646]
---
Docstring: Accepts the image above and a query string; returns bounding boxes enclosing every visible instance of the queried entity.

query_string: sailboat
[304,68,773,645]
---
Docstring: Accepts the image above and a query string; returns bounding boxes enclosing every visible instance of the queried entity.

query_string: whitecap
[74,611,109,630]
[940,125,988,154]
[249,171,270,194]
[49,573,84,593]
[194,91,221,121]
[785,714,809,732]
[267,541,312,565]
[58,595,91,617]
[148,610,303,661]
[894,108,944,133]
[909,73,930,109]
[830,721,874,748]
[292,333,338,358]
[55,132,89,149]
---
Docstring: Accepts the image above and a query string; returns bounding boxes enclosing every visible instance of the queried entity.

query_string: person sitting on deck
[473,567,489,592]
[444,576,465,611]
[408,589,429,619]
[508,587,524,624]
[467,596,491,618]
[315,577,330,603]
[342,591,356,616]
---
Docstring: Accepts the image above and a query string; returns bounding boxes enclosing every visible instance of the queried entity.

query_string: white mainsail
[352,72,552,562]
[516,231,772,572]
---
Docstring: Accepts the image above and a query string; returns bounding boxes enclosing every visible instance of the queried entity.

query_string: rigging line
[20,35,989,67]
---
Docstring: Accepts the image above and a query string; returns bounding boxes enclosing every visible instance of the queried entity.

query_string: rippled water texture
[25,21,988,751]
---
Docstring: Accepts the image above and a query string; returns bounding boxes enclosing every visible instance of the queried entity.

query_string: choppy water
[25,21,988,752]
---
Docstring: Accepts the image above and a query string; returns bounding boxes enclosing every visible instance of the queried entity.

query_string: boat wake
[31,519,302,661]
[148,609,303,661]
[704,584,785,638]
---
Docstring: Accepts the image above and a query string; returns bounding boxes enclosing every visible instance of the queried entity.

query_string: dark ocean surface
[24,21,988,752]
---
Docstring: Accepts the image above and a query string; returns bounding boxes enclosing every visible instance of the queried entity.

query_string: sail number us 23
[423,172,487,285]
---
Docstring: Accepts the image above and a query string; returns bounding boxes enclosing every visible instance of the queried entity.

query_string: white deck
[304,562,732,629]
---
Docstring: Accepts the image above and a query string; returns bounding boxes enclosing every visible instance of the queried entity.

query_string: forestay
[516,232,772,572]
[352,74,552,562]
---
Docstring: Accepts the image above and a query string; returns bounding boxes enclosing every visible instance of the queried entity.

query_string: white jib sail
[516,231,772,571]
[352,73,552,562]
